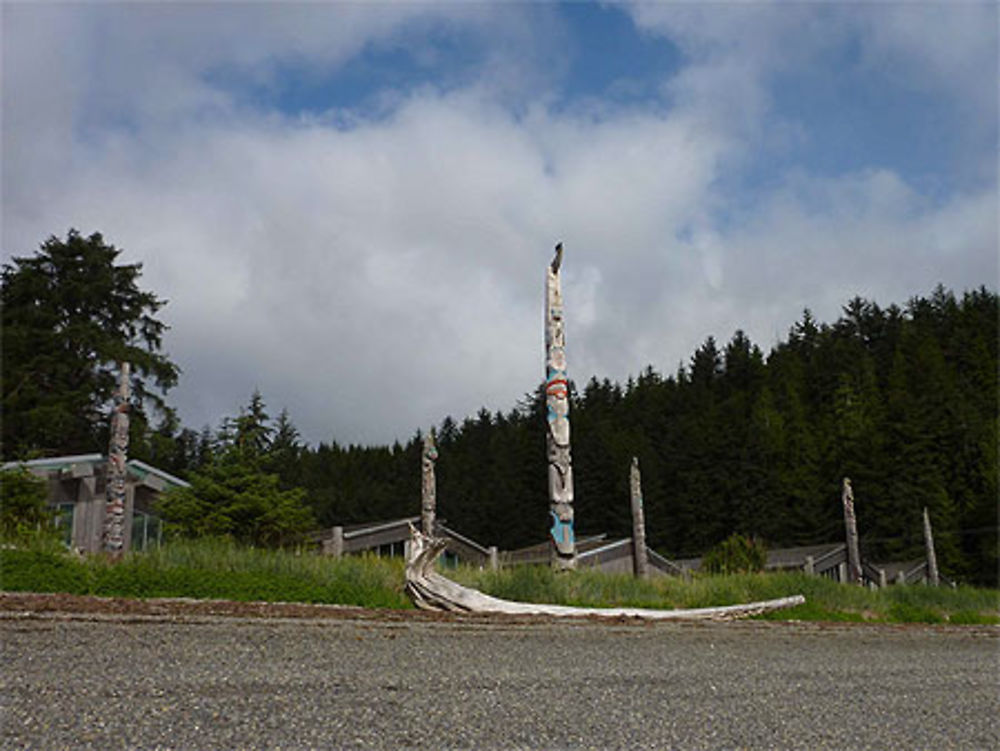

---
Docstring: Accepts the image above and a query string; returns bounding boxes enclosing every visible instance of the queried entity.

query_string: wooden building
[309,516,499,569]
[504,535,685,576]
[675,542,943,586]
[3,454,190,553]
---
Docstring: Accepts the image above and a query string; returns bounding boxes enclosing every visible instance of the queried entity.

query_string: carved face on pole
[421,432,438,531]
[546,246,575,566]
[103,363,131,554]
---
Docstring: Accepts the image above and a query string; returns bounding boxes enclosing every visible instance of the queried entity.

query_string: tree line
[3,231,997,585]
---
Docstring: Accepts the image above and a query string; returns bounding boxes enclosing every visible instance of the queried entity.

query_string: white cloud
[3,4,995,445]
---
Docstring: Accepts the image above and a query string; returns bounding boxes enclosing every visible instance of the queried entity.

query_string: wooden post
[331,526,344,558]
[878,568,887,588]
[488,546,499,571]
[546,243,576,570]
[102,363,130,554]
[922,506,940,586]
[804,555,815,576]
[629,457,649,578]
[421,430,438,536]
[841,477,862,585]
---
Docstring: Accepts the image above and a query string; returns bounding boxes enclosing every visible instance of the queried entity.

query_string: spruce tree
[2,230,179,458]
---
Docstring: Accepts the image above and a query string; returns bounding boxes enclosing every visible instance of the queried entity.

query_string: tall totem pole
[629,457,649,579]
[103,362,131,554]
[922,506,940,587]
[421,430,438,536]
[546,242,576,570]
[841,477,862,585]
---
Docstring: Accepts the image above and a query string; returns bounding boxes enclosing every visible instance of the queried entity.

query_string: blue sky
[3,1,997,445]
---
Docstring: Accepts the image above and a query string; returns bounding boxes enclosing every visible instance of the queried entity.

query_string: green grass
[2,539,997,624]
[0,538,411,609]
[452,565,1000,625]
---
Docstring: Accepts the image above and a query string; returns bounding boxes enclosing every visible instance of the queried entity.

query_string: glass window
[55,503,74,547]
[130,509,163,551]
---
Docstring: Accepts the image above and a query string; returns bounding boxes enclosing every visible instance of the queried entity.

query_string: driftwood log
[404,526,805,621]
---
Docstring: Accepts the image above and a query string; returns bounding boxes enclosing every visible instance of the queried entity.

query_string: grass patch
[0,538,411,610]
[2,540,998,624]
[454,565,999,625]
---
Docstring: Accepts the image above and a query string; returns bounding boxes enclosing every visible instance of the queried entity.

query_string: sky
[3,1,997,448]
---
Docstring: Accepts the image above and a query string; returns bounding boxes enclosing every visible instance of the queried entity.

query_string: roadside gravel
[2,593,998,750]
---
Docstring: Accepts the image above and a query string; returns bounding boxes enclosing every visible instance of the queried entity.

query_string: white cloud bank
[3,3,996,445]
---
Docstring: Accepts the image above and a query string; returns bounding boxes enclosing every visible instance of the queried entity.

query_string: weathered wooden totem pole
[421,430,438,536]
[546,242,576,570]
[841,477,862,584]
[630,457,649,578]
[102,362,131,554]
[922,506,940,587]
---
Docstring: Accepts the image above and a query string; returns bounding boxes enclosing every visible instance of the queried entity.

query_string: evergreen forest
[3,234,996,585]
[138,287,998,586]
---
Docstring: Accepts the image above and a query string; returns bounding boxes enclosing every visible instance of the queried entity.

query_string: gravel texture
[1,594,998,750]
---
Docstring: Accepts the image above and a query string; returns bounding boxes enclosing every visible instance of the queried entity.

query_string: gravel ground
[1,594,998,750]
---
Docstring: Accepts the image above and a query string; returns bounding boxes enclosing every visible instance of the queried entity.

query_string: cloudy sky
[3,2,997,447]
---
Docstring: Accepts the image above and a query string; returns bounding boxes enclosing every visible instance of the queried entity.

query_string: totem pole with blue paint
[546,242,576,570]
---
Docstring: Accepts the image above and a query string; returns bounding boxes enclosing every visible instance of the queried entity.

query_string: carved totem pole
[841,477,862,584]
[546,243,576,570]
[629,457,649,578]
[421,430,438,536]
[102,362,131,554]
[922,506,940,587]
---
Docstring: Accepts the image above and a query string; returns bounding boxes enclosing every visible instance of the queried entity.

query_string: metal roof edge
[126,459,191,488]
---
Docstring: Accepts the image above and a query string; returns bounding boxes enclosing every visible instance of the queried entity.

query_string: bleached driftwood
[404,526,805,621]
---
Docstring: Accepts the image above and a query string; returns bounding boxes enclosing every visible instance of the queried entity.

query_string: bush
[0,548,91,592]
[155,460,314,547]
[702,533,767,574]
[0,467,58,544]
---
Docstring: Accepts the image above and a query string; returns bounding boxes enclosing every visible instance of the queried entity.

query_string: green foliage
[2,540,997,622]
[0,548,91,592]
[0,468,58,543]
[156,459,314,547]
[702,533,767,574]
[453,565,999,624]
[167,285,997,587]
[154,391,316,548]
[268,286,997,588]
[1,230,179,459]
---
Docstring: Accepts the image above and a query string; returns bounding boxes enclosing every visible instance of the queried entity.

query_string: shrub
[0,467,58,544]
[702,533,767,575]
[0,548,91,592]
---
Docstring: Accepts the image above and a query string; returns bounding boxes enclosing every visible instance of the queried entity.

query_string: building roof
[674,542,848,572]
[3,454,190,490]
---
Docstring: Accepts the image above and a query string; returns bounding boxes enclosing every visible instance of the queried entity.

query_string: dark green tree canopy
[155,391,314,547]
[2,230,180,458]
[276,286,997,586]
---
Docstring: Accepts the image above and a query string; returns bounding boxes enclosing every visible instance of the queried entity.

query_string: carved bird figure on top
[551,242,563,273]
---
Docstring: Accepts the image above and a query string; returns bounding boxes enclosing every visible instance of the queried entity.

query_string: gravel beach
[2,595,998,750]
